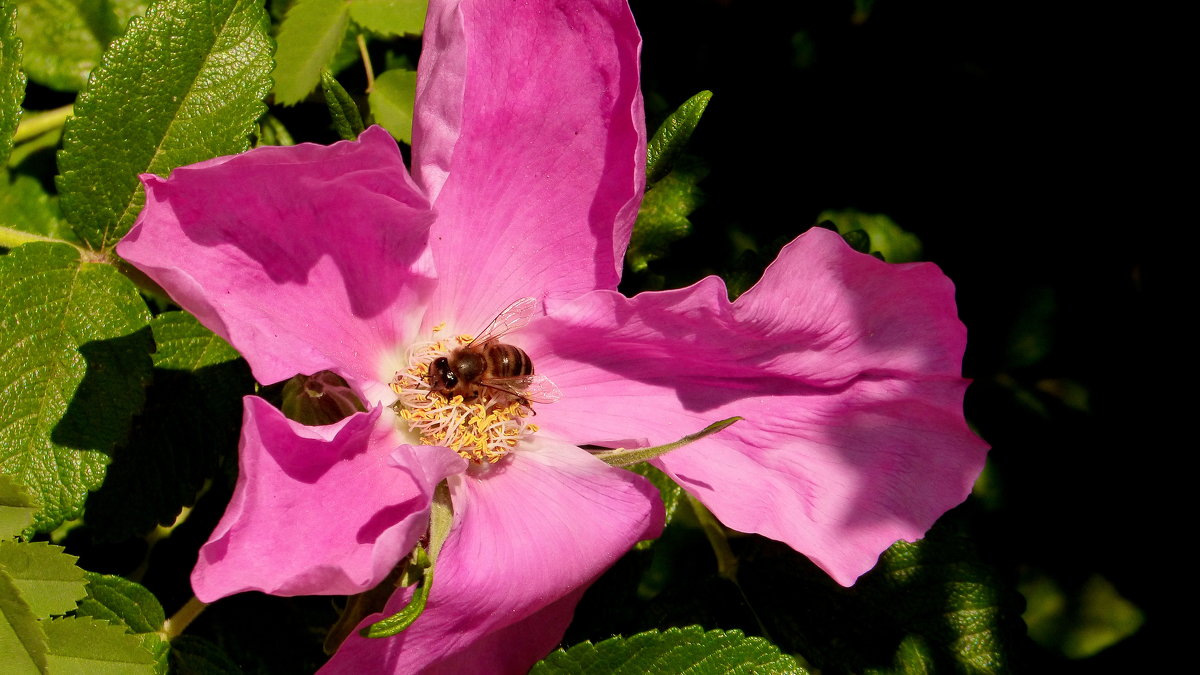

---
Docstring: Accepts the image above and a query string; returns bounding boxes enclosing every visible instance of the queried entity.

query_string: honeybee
[427,297,561,405]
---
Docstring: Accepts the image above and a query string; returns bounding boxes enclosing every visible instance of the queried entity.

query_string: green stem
[687,493,739,583]
[687,494,776,643]
[357,33,375,93]
[162,596,207,640]
[13,104,73,143]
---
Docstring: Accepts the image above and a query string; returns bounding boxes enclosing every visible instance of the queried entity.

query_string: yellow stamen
[390,335,539,464]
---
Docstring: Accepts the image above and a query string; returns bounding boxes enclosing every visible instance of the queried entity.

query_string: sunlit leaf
[42,616,155,673]
[0,541,86,617]
[533,626,807,674]
[368,68,416,144]
[1,1,24,163]
[56,0,272,249]
[0,565,47,674]
[273,0,350,105]
[13,0,147,92]
[348,0,425,37]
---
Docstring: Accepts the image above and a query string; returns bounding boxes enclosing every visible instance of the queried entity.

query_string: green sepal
[0,243,153,532]
[320,70,365,141]
[273,0,351,105]
[645,90,711,188]
[532,626,808,674]
[360,483,452,639]
[281,370,366,426]
[359,545,432,639]
[592,417,740,467]
[55,0,272,250]
[368,68,417,144]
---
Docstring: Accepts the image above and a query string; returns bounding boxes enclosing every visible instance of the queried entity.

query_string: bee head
[429,356,458,391]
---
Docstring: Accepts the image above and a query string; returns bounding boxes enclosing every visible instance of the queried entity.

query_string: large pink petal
[414,0,646,332]
[322,439,663,673]
[117,127,437,392]
[191,397,464,601]
[524,228,988,585]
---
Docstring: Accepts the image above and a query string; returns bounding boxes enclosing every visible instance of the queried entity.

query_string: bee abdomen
[485,344,534,378]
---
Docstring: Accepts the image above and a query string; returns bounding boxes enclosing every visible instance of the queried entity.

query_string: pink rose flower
[117,0,988,671]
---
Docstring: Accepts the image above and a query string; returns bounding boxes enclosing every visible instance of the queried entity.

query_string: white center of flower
[390,325,539,464]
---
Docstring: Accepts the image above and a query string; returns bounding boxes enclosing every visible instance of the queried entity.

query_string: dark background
[623,0,1158,671]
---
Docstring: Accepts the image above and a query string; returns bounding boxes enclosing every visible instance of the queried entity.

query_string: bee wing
[481,374,562,404]
[470,297,539,346]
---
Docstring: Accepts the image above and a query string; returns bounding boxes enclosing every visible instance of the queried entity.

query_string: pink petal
[414,0,646,332]
[117,127,437,391]
[525,228,988,585]
[191,397,464,601]
[322,439,663,673]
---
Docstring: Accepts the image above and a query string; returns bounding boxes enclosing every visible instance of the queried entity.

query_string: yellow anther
[391,333,541,464]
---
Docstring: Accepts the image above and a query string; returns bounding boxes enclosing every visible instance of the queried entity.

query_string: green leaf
[348,0,425,37]
[76,573,167,674]
[0,475,38,538]
[0,243,153,531]
[0,541,86,617]
[168,635,241,675]
[1,172,69,240]
[645,90,711,187]
[1021,571,1144,660]
[627,159,706,273]
[84,311,252,542]
[865,634,937,675]
[56,0,272,250]
[75,573,163,634]
[1,1,24,164]
[369,68,416,144]
[869,534,1019,674]
[320,70,364,141]
[42,616,155,673]
[13,0,147,92]
[0,564,47,674]
[533,626,807,674]
[273,0,350,105]
[817,209,923,263]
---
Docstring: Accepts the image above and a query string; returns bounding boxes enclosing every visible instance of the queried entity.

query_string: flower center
[390,325,539,464]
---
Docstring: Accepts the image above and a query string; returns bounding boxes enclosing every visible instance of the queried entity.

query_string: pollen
[389,336,537,464]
